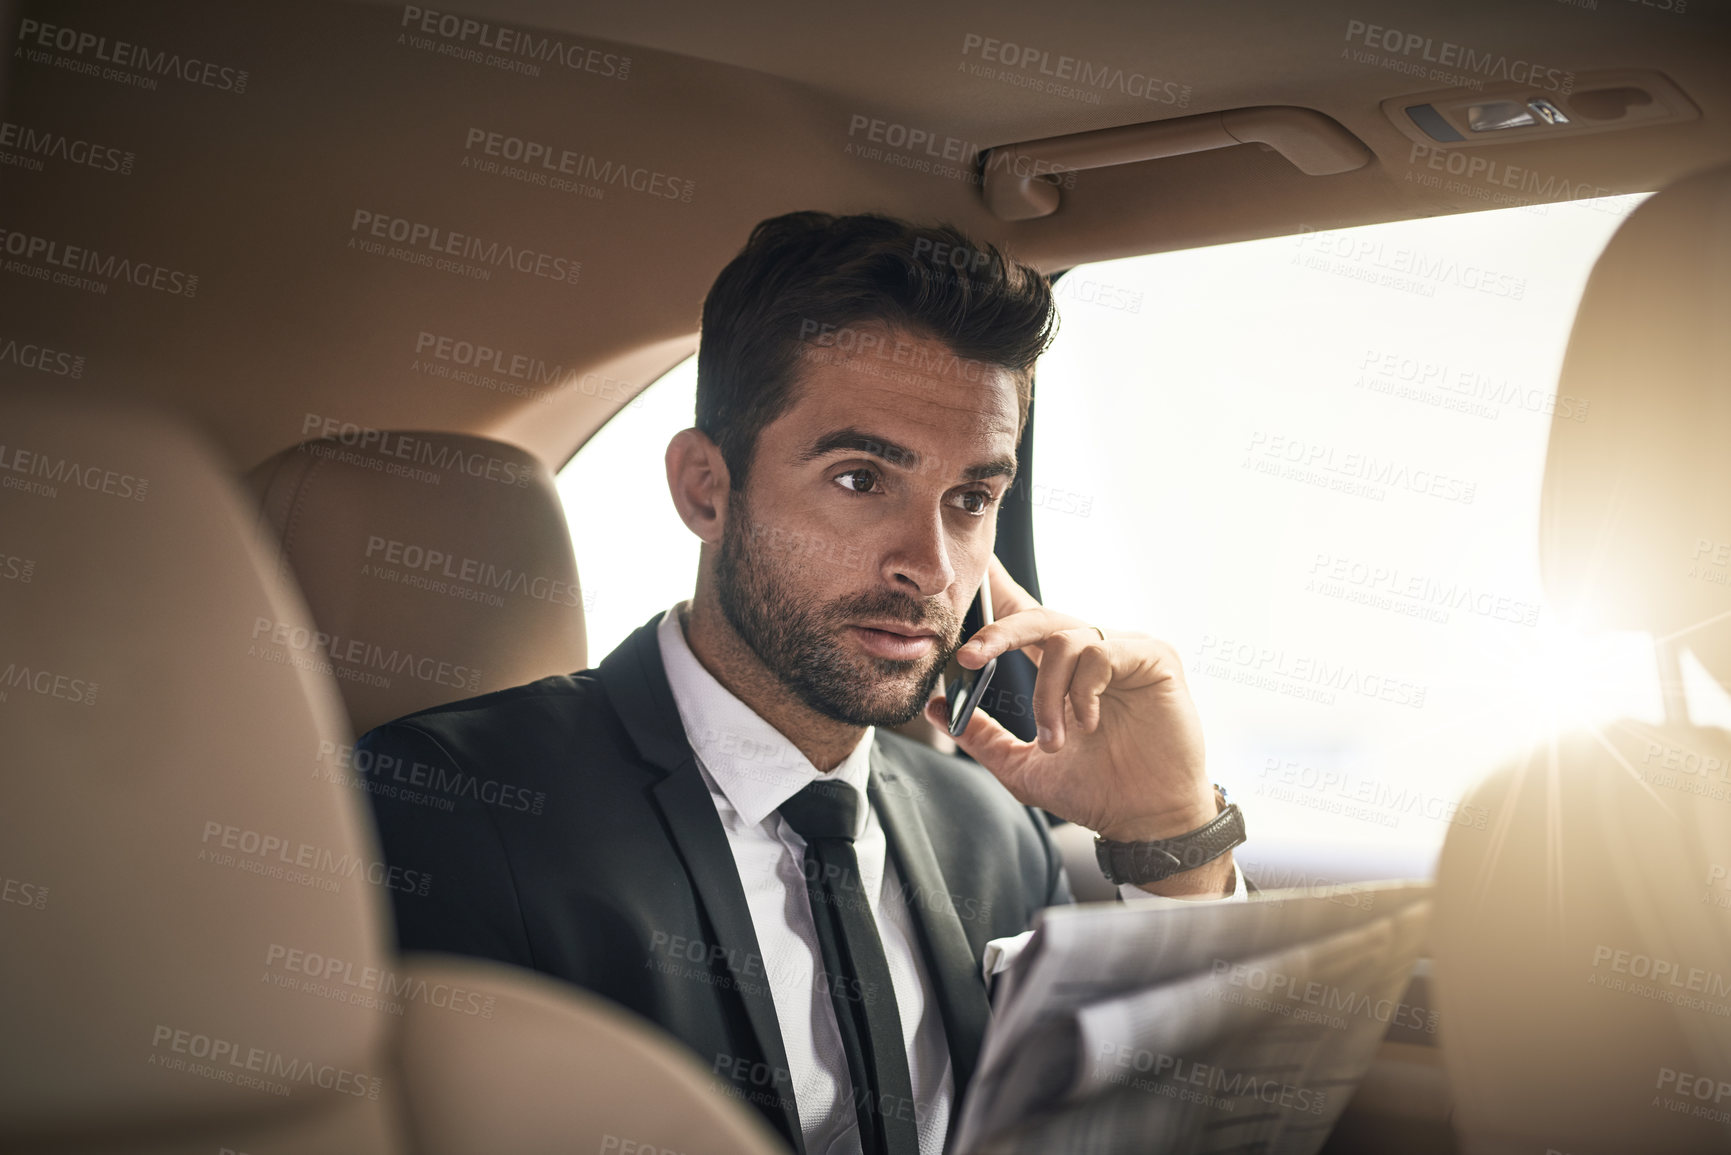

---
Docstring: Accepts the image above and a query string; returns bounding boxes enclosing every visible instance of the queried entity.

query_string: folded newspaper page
[954,881,1433,1155]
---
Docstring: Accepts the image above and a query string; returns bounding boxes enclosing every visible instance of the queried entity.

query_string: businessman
[357,211,1248,1155]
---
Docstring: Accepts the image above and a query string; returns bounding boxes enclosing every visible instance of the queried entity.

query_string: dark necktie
[779,778,922,1155]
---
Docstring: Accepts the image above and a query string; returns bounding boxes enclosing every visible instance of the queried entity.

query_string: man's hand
[925,557,1231,897]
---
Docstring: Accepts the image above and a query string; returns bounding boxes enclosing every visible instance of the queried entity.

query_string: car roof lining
[2,0,1726,470]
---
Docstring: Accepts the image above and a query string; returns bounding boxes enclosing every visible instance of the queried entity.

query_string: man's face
[714,326,1020,728]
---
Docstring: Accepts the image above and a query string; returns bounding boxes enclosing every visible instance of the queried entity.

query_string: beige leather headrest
[0,390,399,1145]
[247,431,585,736]
[1540,162,1731,642]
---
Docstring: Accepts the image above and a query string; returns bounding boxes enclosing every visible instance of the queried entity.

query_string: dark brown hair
[695,211,1057,488]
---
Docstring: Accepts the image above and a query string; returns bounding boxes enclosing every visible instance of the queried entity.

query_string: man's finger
[1070,643,1114,732]
[924,697,1033,799]
[1030,630,1093,750]
[959,605,1092,669]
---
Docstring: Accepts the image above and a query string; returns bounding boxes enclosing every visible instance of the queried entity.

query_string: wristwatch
[1094,784,1246,885]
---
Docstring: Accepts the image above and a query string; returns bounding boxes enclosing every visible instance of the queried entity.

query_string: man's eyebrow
[963,457,1018,483]
[799,428,918,468]
[797,427,1018,483]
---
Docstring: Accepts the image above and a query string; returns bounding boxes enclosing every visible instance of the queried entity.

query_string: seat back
[248,430,586,736]
[0,389,404,1152]
[0,391,784,1155]
[1432,165,1731,1154]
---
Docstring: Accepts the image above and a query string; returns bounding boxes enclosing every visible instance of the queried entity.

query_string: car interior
[4,0,1730,1151]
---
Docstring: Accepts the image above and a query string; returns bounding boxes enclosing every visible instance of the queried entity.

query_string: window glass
[1032,196,1660,867]
[557,355,699,664]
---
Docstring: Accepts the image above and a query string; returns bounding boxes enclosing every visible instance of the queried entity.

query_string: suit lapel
[868,742,993,1117]
[599,617,805,1151]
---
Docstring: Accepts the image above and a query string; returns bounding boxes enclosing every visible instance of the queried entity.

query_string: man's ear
[666,427,732,545]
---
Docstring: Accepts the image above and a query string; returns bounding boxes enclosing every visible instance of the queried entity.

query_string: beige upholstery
[1434,729,1731,1154]
[396,957,783,1155]
[247,432,586,736]
[0,390,404,1151]
[1432,165,1731,1153]
[1538,164,1731,643]
[0,390,783,1155]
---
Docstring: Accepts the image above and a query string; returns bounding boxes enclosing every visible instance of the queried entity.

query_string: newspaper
[953,881,1433,1155]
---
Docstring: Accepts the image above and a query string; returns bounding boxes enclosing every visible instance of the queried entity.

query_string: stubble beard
[714,490,962,728]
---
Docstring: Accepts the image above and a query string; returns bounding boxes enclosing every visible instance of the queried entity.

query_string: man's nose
[884,506,956,598]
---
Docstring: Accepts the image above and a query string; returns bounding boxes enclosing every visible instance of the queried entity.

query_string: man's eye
[953,490,997,515]
[835,468,880,494]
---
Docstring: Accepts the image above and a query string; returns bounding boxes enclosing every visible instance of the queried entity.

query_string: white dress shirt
[656,602,1244,1155]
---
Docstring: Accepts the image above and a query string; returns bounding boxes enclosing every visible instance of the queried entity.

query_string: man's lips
[853,620,937,638]
[848,622,939,660]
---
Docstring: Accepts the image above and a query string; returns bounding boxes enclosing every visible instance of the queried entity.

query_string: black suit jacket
[355,614,1073,1152]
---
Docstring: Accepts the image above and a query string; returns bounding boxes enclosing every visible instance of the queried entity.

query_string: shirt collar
[657,602,874,831]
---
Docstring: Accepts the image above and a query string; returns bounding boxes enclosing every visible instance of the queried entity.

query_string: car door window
[558,355,699,662]
[1032,194,1661,867]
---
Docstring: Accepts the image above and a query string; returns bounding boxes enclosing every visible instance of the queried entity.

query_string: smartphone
[945,571,997,737]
